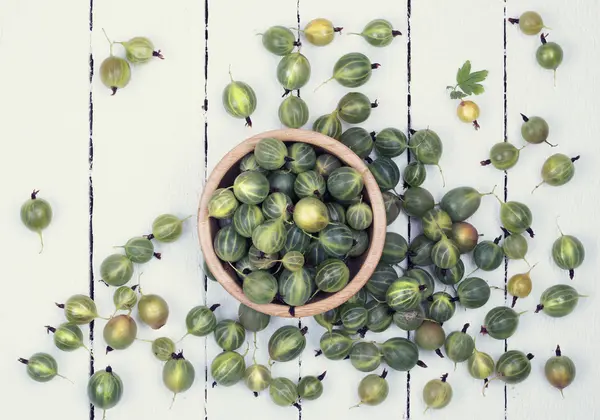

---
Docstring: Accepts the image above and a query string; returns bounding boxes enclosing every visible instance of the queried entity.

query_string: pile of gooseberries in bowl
[197,128,387,318]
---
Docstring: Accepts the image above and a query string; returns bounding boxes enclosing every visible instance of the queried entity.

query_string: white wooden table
[1,0,598,419]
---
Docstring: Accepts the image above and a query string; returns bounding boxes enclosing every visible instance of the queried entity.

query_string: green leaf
[471,85,485,95]
[446,85,456,90]
[456,61,472,85]
[457,65,489,96]
[450,91,468,100]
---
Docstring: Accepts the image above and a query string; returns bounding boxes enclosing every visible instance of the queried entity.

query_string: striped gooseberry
[269,377,300,409]
[340,127,374,159]
[279,95,309,128]
[350,342,382,372]
[440,185,495,222]
[400,186,435,218]
[488,351,534,390]
[316,330,355,360]
[214,225,249,262]
[451,221,479,253]
[520,114,556,146]
[481,306,524,340]
[279,268,314,308]
[312,111,342,139]
[305,241,328,267]
[380,231,408,264]
[239,153,268,174]
[473,235,504,271]
[112,284,139,313]
[234,171,271,205]
[426,292,457,324]
[352,370,389,407]
[118,36,163,64]
[18,353,69,383]
[214,320,246,351]
[100,254,134,287]
[552,221,585,279]
[269,170,297,202]
[535,284,585,318]
[408,128,445,186]
[467,340,495,381]
[262,192,293,221]
[123,236,160,263]
[56,294,103,325]
[183,304,220,338]
[327,167,364,201]
[501,229,529,264]
[422,208,452,242]
[318,223,354,257]
[365,300,393,333]
[99,56,131,95]
[382,191,402,225]
[393,306,426,331]
[444,324,475,367]
[317,52,380,89]
[294,170,326,199]
[508,11,546,35]
[381,337,426,371]
[407,234,434,267]
[434,259,465,286]
[103,314,137,353]
[277,52,311,96]
[365,263,398,301]
[386,277,427,312]
[45,323,89,353]
[268,325,308,363]
[315,153,342,178]
[252,219,286,254]
[244,363,272,396]
[346,202,372,231]
[492,195,534,237]
[507,265,536,307]
[222,68,257,127]
[163,351,195,407]
[234,204,265,238]
[341,303,368,331]
[286,142,316,174]
[151,337,176,362]
[405,268,435,300]
[536,34,563,78]
[298,371,327,400]
[481,142,525,171]
[260,26,299,56]
[373,127,407,158]
[138,293,169,330]
[208,188,239,219]
[545,345,576,396]
[337,92,378,124]
[211,350,247,387]
[240,270,278,304]
[532,154,579,193]
[293,197,330,234]
[456,277,491,309]
[283,223,311,253]
[367,156,400,192]
[415,320,445,358]
[431,228,460,270]
[423,374,452,411]
[403,161,426,188]
[350,19,401,47]
[248,246,277,270]
[20,190,53,252]
[150,214,189,243]
[87,366,123,417]
[302,18,342,46]
[238,303,270,332]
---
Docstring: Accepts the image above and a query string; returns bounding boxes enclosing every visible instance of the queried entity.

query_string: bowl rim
[197,128,386,318]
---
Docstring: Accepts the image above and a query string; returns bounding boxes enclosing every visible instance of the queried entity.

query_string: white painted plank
[506,1,600,418]
[410,1,506,418]
[90,1,205,419]
[0,1,90,419]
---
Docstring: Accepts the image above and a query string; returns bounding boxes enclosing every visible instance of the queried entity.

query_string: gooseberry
[223,68,257,127]
[423,374,452,411]
[508,11,547,35]
[260,26,300,56]
[337,92,378,124]
[535,284,585,318]
[277,52,311,97]
[481,142,525,171]
[545,345,576,396]
[352,370,389,407]
[18,353,69,383]
[317,52,380,90]
[302,18,343,46]
[20,190,52,253]
[163,351,196,407]
[532,153,579,193]
[118,36,164,64]
[552,221,585,279]
[138,293,169,330]
[103,314,137,353]
[457,100,481,130]
[87,366,123,418]
[100,254,134,287]
[298,371,327,400]
[520,114,556,147]
[150,214,189,243]
[45,323,89,353]
[350,19,401,47]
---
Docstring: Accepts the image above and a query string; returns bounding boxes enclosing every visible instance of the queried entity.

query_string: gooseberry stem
[508,18,519,24]
[371,63,381,69]
[461,323,470,333]
[37,231,44,254]
[314,77,334,92]
[57,373,74,384]
[101,28,114,56]
[435,349,444,358]
[392,30,402,36]
[334,27,344,33]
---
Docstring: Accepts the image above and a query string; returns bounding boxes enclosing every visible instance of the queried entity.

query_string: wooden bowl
[197,128,386,318]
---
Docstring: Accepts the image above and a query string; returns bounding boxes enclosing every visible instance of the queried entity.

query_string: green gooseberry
[536,34,563,73]
[533,153,579,193]
[269,377,299,408]
[293,197,330,233]
[341,303,368,331]
[423,374,452,411]
[380,232,408,264]
[208,188,239,219]
[252,218,286,254]
[365,263,398,301]
[211,350,246,387]
[113,285,138,312]
[509,11,546,35]
[242,270,278,304]
[473,236,504,271]
[317,330,354,360]
[545,345,576,396]
[350,19,402,47]
[151,214,189,243]
[365,300,393,332]
[481,306,524,340]
[337,92,378,124]
[393,306,426,331]
[260,26,299,56]
[222,69,257,127]
[325,202,346,224]
[520,114,555,146]
[327,167,364,201]
[481,142,524,171]
[431,233,460,270]
[239,153,268,174]
[373,127,407,158]
[440,186,496,222]
[214,225,248,262]
[248,245,278,270]
[318,52,380,89]
[409,129,445,186]
[262,193,292,221]
[407,235,434,266]
[233,170,271,205]
[552,224,585,279]
[451,221,479,253]
[422,208,452,241]
[45,323,89,353]
[118,36,163,64]
[494,196,534,236]
[286,142,316,174]
[124,236,159,263]
[184,304,220,338]
[319,223,354,257]
[152,337,176,362]
[281,251,305,272]
[234,204,265,238]
[340,127,374,159]
[305,241,328,267]
[234,255,255,280]
[386,277,427,311]
[403,161,426,188]
[400,186,435,218]
[20,190,53,252]
[214,320,246,351]
[444,323,475,366]
[350,342,382,372]
[103,315,137,352]
[294,170,326,199]
[268,170,297,201]
[268,325,307,363]
[312,111,343,140]
[381,337,426,371]
[368,156,400,191]
[468,341,495,381]
[56,294,101,325]
[414,321,445,357]
[162,351,196,407]
[314,308,339,333]
[100,55,131,95]
[426,292,456,324]
[279,268,313,307]
[244,363,272,395]
[315,153,342,178]
[502,231,529,262]
[353,370,389,407]
[138,294,169,330]
[494,350,534,385]
[434,259,464,286]
[18,353,68,383]
[238,303,270,332]
[279,95,309,129]
[277,52,311,96]
[456,277,490,309]
[536,284,584,318]
[298,371,327,400]
[87,366,123,416]
[382,191,402,225]
[100,254,134,287]
[405,268,435,300]
[284,223,311,253]
[346,287,368,306]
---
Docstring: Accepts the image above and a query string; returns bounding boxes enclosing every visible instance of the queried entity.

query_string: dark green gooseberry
[103,314,137,352]
[431,235,460,270]
[319,223,354,257]
[353,370,389,407]
[269,377,299,408]
[456,277,490,309]
[152,337,176,362]
[305,241,328,267]
[520,114,555,146]
[244,364,272,395]
[100,55,131,95]
[444,323,475,365]
[327,167,364,201]
[401,186,435,218]
[382,191,402,225]
[422,208,452,242]
[87,366,123,416]
[405,268,435,300]
[381,337,426,371]
[214,225,248,262]
[284,223,311,253]
[302,18,342,46]
[318,52,380,89]
[99,254,134,287]
[407,234,434,266]
[233,204,265,238]
[350,342,382,372]
[223,69,257,127]
[351,19,401,47]
[138,294,169,330]
[468,341,495,381]
[423,374,452,411]
[20,190,52,252]
[56,294,101,325]
[298,371,327,400]
[426,292,456,324]
[261,193,292,221]
[208,188,239,219]
[536,284,584,318]
[252,218,286,254]
[218,217,232,228]
[184,304,220,338]
[312,111,343,140]
[317,330,354,360]
[494,351,534,385]
[235,255,255,279]
[277,52,311,96]
[326,202,346,224]
[451,221,479,253]
[365,299,393,332]
[45,323,89,353]
[409,129,445,186]
[545,345,576,396]
[473,236,504,271]
[242,270,278,304]
[279,268,314,307]
[294,170,326,199]
[502,231,529,262]
[341,303,368,331]
[163,352,196,406]
[347,287,369,306]
[340,127,374,159]
[286,142,316,174]
[536,34,563,73]
[403,161,426,188]
[481,142,524,171]
[255,137,290,171]
[233,170,270,205]
[371,127,407,158]
[380,232,408,264]
[268,170,297,201]
[239,153,268,174]
[365,263,398,301]
[494,197,534,237]
[18,353,68,383]
[214,320,246,351]
[279,95,309,129]
[337,92,378,124]
[261,26,299,56]
[533,154,579,193]
[238,303,270,332]
[552,225,585,279]
[393,306,426,331]
[151,214,189,243]
[113,285,138,312]
[211,350,246,387]
[367,156,400,191]
[314,308,340,333]
[386,277,427,311]
[508,11,546,35]
[248,245,278,270]
[440,186,495,222]
[315,153,342,178]
[415,321,446,357]
[481,306,524,340]
[268,325,308,362]
[434,259,465,286]
[123,236,159,263]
